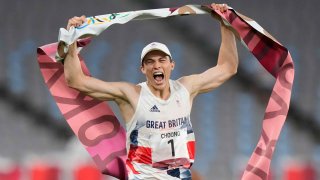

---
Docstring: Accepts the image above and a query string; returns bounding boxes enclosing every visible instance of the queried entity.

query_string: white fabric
[126,80,195,179]
[57,5,210,50]
[140,42,172,62]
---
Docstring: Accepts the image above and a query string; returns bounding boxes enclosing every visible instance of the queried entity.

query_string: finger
[223,4,228,11]
[219,4,227,13]
[67,19,79,29]
[75,16,84,21]
[69,18,80,25]
[80,15,86,23]
[77,16,87,26]
[211,3,219,10]
[69,19,77,26]
[216,4,221,10]
[67,17,85,30]
[73,19,84,27]
[67,20,74,29]
[71,16,85,23]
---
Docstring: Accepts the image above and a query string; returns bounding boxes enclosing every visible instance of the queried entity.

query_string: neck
[146,81,171,100]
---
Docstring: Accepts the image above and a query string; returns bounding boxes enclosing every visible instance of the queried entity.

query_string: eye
[145,59,153,64]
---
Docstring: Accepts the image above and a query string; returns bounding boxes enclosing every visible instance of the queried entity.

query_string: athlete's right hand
[67,15,86,30]
[58,15,86,59]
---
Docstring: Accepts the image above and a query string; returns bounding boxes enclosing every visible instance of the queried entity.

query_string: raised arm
[179,4,238,98]
[62,16,139,102]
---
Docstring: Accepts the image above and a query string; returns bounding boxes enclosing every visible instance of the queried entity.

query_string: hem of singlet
[128,165,191,180]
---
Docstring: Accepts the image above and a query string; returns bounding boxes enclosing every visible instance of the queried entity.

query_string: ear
[171,60,175,70]
[140,65,146,74]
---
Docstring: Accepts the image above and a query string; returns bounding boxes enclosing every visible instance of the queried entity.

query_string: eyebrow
[146,56,168,61]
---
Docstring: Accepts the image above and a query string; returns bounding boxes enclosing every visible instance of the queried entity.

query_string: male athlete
[62,3,238,179]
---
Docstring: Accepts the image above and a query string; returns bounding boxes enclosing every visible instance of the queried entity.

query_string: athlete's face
[141,50,175,91]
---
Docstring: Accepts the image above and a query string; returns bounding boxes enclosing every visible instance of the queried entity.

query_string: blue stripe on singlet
[186,116,194,134]
[167,168,191,179]
[130,120,145,146]
[167,168,180,178]
[180,168,192,179]
[130,129,139,146]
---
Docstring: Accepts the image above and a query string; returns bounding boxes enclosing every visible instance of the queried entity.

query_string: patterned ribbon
[37,4,294,180]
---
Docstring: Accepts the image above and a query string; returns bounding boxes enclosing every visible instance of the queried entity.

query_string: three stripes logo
[150,105,160,112]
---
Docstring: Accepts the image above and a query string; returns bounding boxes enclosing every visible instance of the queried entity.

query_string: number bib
[149,128,189,168]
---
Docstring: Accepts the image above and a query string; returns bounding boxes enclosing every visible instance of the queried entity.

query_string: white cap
[140,42,172,63]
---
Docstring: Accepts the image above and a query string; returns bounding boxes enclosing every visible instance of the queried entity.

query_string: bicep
[74,76,133,101]
[179,65,233,96]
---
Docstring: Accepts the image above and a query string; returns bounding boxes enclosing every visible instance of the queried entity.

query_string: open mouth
[153,72,164,83]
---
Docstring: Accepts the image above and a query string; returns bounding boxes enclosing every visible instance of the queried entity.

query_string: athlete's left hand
[211,3,228,13]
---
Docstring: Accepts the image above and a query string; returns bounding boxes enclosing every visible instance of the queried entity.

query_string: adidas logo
[150,105,160,112]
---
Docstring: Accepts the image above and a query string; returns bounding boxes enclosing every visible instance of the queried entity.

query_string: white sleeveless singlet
[126,80,195,180]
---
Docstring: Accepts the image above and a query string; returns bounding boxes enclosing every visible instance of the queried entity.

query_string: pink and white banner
[37,4,294,180]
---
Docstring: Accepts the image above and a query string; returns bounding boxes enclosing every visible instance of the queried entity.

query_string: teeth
[154,72,163,75]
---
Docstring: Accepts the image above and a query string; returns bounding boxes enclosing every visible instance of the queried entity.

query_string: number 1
[168,139,175,157]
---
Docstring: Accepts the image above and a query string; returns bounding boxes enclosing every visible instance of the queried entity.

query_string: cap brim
[141,48,171,63]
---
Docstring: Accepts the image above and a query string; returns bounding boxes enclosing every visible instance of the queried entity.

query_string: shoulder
[115,82,141,107]
[177,75,199,97]
[121,82,141,97]
[104,81,141,103]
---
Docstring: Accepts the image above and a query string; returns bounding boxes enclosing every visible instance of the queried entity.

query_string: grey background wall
[0,0,319,179]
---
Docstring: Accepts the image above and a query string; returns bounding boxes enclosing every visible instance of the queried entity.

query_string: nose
[153,60,161,69]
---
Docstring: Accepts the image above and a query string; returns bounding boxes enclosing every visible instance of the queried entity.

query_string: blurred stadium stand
[0,0,319,179]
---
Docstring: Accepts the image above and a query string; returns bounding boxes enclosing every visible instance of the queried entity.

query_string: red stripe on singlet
[126,160,140,174]
[128,145,152,164]
[187,141,195,160]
